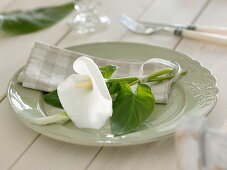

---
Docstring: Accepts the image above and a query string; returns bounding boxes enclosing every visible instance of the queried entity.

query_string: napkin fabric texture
[18,42,173,103]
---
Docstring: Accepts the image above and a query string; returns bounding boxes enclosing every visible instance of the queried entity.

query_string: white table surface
[1,0,227,169]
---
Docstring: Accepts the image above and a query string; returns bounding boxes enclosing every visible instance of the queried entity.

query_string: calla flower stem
[28,112,70,125]
[129,68,174,86]
[148,75,175,82]
[145,68,174,80]
[107,68,175,86]
[107,77,138,83]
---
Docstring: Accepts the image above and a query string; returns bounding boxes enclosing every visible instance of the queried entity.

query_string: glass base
[69,13,110,34]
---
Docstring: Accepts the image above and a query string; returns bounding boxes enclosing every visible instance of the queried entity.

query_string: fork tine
[119,15,139,31]
[119,15,138,29]
[121,14,139,27]
[119,14,157,35]
[119,18,137,31]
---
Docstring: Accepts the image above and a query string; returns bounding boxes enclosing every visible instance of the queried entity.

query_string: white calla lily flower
[57,56,113,129]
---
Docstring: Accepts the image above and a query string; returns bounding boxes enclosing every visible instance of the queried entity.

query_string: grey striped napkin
[18,41,173,103]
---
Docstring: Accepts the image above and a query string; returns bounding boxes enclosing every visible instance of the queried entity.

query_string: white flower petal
[57,57,112,129]
[73,56,111,101]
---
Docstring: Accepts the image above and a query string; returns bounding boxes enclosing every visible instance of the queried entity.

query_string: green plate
[7,42,218,146]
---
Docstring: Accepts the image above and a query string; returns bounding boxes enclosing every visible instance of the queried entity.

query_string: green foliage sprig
[0,2,74,34]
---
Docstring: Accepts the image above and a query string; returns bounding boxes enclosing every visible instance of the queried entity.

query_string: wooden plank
[11,0,209,170]
[174,0,227,130]
[11,136,100,170]
[0,0,16,11]
[58,0,156,47]
[88,138,177,170]
[0,99,38,170]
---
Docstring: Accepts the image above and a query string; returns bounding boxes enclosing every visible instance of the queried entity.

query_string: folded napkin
[18,41,176,103]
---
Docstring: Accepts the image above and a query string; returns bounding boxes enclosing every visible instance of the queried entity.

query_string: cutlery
[140,22,227,35]
[121,14,227,35]
[119,15,227,46]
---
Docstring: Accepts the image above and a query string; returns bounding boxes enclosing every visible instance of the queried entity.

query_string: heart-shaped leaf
[110,83,155,136]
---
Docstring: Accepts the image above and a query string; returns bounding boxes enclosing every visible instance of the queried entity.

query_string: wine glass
[69,0,110,34]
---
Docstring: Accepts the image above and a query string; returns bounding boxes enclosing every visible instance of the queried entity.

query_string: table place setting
[1,0,227,169]
[8,41,218,146]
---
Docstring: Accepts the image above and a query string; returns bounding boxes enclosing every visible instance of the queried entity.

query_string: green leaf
[107,82,121,95]
[44,90,63,109]
[99,65,118,79]
[0,2,74,34]
[110,83,155,136]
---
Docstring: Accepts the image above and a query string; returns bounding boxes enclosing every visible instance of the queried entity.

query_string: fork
[119,15,227,46]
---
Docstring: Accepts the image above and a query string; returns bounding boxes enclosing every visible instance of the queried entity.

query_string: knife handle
[187,25,227,35]
[174,29,227,46]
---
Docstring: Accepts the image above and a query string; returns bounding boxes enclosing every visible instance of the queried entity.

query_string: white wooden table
[1,0,227,169]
